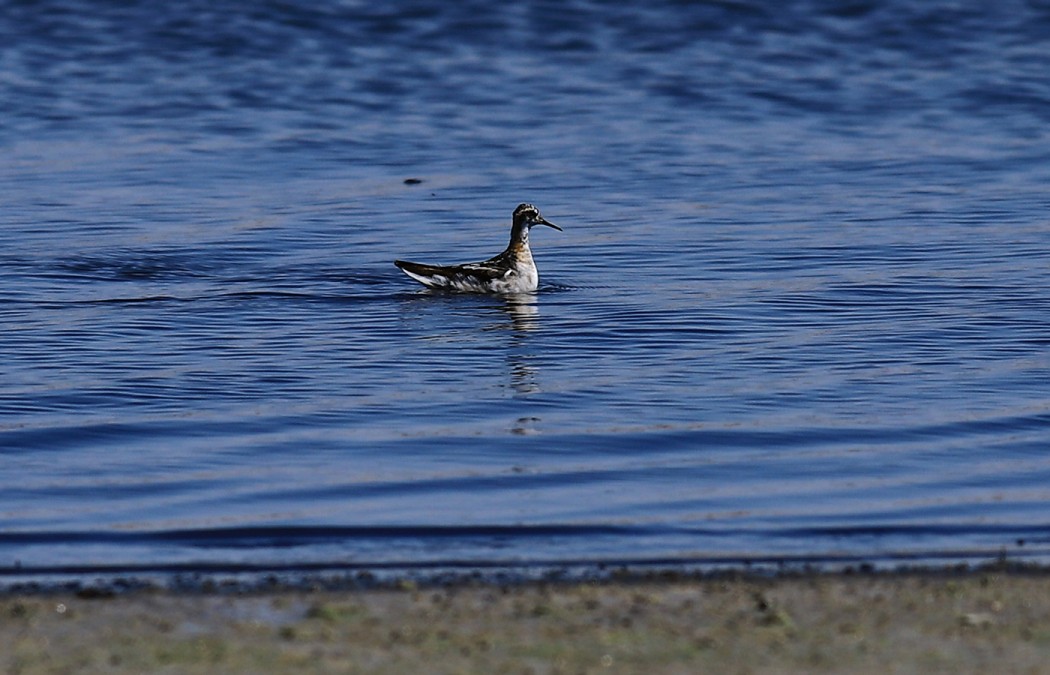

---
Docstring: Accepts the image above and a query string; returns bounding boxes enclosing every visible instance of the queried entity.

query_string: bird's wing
[394,259,512,288]
[457,262,514,281]
[394,260,451,277]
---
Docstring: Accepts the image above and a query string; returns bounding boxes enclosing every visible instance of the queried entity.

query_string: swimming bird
[395,203,562,293]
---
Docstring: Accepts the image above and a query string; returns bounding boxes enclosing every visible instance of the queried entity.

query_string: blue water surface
[2,0,1050,580]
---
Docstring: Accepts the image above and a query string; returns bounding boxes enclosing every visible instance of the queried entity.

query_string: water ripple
[2,0,1050,577]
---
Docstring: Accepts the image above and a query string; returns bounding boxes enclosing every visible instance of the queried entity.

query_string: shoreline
[4,565,1050,673]
[2,548,1043,596]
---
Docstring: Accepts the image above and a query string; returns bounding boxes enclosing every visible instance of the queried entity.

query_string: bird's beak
[536,216,562,231]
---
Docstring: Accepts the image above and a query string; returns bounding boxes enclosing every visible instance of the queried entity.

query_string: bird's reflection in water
[497,294,541,396]
[502,294,540,332]
[400,290,545,397]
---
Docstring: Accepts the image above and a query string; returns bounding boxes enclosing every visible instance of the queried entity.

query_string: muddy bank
[3,569,1050,673]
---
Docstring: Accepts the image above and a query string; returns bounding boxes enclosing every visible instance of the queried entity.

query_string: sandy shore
[3,569,1050,674]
